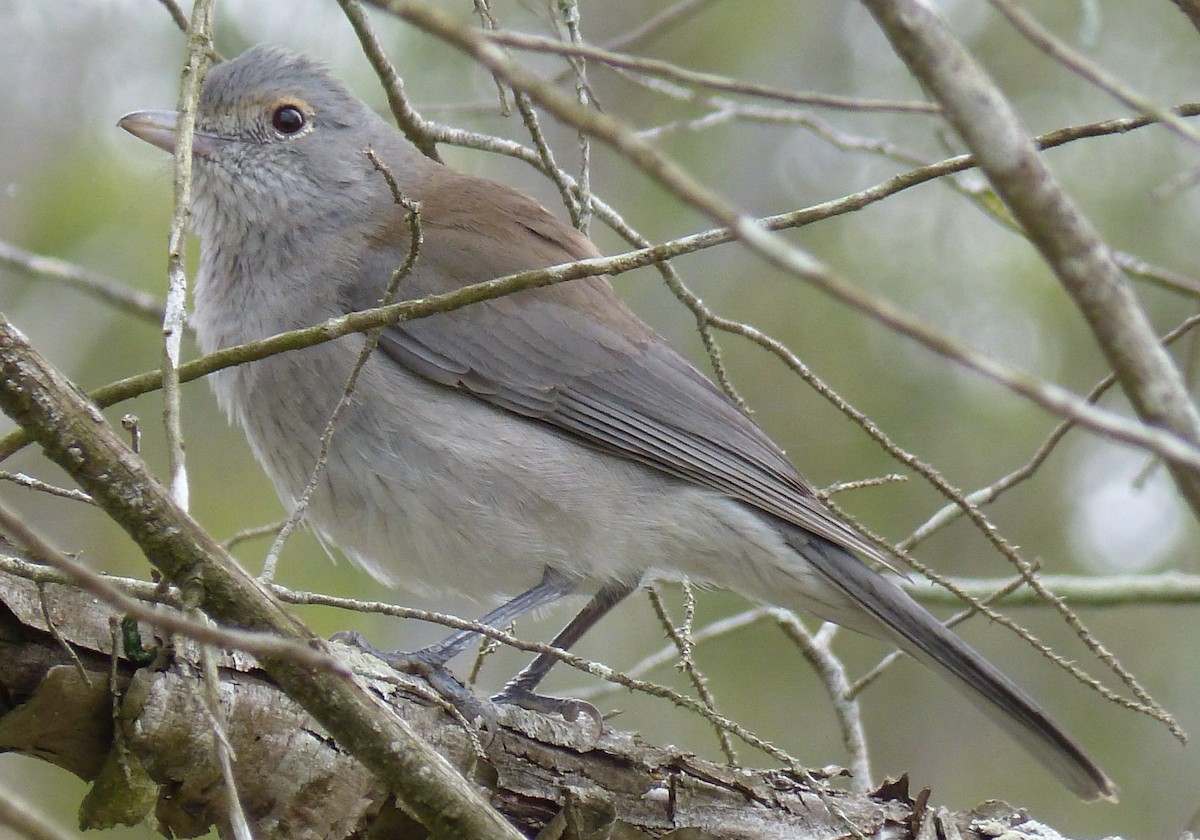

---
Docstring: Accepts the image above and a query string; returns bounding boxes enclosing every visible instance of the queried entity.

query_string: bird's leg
[491,576,640,726]
[332,566,578,713]
[417,566,580,664]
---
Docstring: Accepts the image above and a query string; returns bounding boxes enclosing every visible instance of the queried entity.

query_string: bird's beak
[118,110,222,158]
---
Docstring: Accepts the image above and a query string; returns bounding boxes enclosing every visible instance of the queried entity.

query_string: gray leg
[418,566,578,664]
[334,566,577,666]
[335,570,637,729]
[492,576,639,712]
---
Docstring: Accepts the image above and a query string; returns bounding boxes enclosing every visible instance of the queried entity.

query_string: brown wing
[345,166,896,571]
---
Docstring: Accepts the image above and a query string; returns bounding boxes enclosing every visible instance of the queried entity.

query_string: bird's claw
[331,630,605,741]
[331,629,499,726]
[491,685,605,734]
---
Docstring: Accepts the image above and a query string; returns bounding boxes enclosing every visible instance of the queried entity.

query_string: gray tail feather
[790,531,1117,801]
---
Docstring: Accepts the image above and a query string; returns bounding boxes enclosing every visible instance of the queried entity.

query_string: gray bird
[119,45,1115,801]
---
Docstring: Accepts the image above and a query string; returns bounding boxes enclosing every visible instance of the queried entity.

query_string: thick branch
[860,0,1200,518]
[0,563,1120,840]
[0,314,521,840]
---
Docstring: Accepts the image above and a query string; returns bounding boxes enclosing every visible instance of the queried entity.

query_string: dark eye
[271,105,306,135]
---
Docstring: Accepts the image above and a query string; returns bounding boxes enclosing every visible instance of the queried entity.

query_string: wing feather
[348,168,899,572]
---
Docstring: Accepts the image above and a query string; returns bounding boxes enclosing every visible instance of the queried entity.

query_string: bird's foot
[330,630,500,727]
[331,631,606,743]
[491,685,605,736]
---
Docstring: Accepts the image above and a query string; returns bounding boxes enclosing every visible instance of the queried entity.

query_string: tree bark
[1,558,1117,840]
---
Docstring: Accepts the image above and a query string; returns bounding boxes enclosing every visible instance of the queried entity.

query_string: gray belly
[206,333,859,626]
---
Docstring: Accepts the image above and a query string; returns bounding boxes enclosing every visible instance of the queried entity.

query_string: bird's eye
[271,105,307,135]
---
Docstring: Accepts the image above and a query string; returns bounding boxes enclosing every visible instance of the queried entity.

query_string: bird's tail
[788,530,1117,801]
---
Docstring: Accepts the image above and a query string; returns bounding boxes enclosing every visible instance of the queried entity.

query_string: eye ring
[271,105,307,136]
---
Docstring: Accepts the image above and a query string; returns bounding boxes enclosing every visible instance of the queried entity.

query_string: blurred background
[1,0,1198,836]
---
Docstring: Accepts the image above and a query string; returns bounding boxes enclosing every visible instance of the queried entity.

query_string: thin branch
[0,240,165,325]
[471,0,513,115]
[155,0,189,32]
[601,0,721,52]
[0,470,94,504]
[903,572,1200,607]
[569,607,770,700]
[619,69,1200,306]
[513,91,583,226]
[771,610,872,793]
[37,579,92,687]
[647,586,738,765]
[486,29,941,115]
[160,2,216,513]
[557,0,594,234]
[260,151,422,582]
[196,621,253,840]
[907,314,1200,550]
[222,519,288,550]
[986,0,1200,148]
[339,0,443,160]
[0,501,344,674]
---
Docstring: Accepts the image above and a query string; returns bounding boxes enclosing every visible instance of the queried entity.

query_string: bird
[118,44,1115,801]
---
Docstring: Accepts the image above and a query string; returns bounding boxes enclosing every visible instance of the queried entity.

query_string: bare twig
[160,1,217,513]
[339,0,442,160]
[569,606,771,700]
[986,0,1200,148]
[0,500,344,674]
[557,0,593,234]
[647,586,738,765]
[38,580,92,686]
[196,622,253,840]
[602,0,721,52]
[0,471,93,504]
[907,314,1200,550]
[0,240,165,325]
[155,0,190,32]
[771,610,871,793]
[223,519,288,551]
[901,572,1200,607]
[490,29,941,115]
[260,150,422,582]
